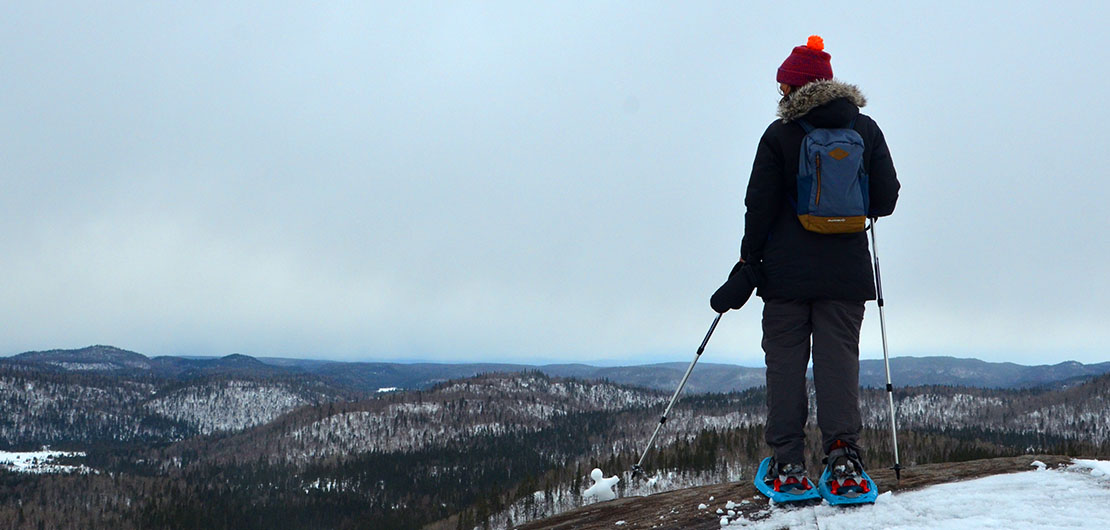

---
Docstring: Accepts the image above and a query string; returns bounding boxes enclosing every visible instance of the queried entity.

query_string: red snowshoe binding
[818,441,878,505]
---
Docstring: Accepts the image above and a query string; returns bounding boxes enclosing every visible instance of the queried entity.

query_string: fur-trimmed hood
[777,79,867,123]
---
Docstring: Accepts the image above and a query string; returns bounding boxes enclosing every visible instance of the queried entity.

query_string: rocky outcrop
[517,455,1075,530]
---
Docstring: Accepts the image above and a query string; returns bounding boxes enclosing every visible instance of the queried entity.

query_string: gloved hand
[710,261,762,313]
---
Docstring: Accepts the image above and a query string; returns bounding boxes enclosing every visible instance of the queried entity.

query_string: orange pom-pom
[807,35,824,51]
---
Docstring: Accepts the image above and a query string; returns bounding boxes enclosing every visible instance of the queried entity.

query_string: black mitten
[710,261,762,313]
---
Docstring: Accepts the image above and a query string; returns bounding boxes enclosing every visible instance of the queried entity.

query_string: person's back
[711,35,899,503]
[743,77,898,301]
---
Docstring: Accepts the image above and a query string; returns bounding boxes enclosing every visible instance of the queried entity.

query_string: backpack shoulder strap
[800,118,857,131]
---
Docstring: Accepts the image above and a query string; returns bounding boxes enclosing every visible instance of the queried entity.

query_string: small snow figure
[582,468,619,502]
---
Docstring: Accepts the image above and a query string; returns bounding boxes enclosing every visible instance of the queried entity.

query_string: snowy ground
[718,459,1110,529]
[0,449,91,474]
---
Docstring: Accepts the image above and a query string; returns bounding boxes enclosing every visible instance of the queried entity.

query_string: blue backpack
[793,119,869,233]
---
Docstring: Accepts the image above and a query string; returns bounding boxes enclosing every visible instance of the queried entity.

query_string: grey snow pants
[761,298,865,464]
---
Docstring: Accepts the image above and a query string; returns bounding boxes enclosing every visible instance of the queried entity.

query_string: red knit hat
[777,35,833,86]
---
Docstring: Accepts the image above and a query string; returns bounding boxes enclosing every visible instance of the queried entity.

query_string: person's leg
[761,298,812,464]
[810,299,866,455]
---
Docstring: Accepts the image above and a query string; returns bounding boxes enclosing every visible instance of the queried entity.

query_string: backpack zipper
[815,153,822,205]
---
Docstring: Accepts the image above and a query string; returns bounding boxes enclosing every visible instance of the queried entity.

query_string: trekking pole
[869,218,903,480]
[631,313,722,478]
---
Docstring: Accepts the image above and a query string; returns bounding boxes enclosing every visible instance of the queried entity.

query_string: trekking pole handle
[870,217,884,307]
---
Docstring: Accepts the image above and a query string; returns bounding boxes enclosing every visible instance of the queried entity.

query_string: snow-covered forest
[0,349,1108,529]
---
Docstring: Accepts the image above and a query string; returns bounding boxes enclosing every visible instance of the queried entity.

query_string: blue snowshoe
[753,457,820,504]
[818,442,878,505]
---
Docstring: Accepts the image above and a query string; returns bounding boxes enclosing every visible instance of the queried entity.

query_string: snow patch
[725,462,1110,528]
[0,449,91,474]
[49,362,119,371]
[1071,458,1110,480]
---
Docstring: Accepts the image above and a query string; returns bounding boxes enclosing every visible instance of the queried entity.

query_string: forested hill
[1,365,1109,529]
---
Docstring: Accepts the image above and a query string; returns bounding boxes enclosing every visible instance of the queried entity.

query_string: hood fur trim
[777,79,867,123]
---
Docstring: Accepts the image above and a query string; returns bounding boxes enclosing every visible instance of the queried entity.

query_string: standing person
[711,35,900,501]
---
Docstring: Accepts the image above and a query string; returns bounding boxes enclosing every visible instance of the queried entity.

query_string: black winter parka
[740,80,900,301]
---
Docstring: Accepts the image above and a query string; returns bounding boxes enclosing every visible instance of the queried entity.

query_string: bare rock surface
[515,455,1074,530]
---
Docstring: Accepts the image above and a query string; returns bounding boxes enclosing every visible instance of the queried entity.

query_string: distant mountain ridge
[10,345,290,379]
[258,355,1110,393]
[13,345,152,371]
[856,356,1110,389]
[5,345,1109,394]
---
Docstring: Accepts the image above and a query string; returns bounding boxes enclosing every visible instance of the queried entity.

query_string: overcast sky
[2,1,1108,366]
